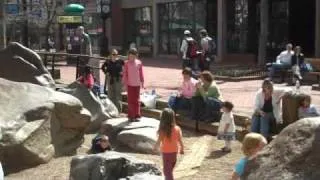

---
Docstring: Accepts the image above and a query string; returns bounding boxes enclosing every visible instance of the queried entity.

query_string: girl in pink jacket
[122,48,144,122]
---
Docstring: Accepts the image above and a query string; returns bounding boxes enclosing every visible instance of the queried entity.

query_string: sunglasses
[112,54,117,56]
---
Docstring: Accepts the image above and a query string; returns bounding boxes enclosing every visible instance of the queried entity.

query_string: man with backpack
[199,29,216,71]
[180,30,198,70]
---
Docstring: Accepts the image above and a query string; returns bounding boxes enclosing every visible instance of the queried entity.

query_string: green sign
[64,4,85,14]
[57,16,82,23]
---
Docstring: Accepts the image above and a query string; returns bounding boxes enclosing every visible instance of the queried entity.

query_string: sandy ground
[5,129,242,180]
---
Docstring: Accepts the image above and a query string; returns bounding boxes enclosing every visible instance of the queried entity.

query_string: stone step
[121,93,251,128]
[121,102,248,141]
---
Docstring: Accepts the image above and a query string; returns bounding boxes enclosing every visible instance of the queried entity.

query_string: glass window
[158,0,206,54]
[227,0,249,53]
[123,7,152,54]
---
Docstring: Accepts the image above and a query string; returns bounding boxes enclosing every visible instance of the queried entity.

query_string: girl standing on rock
[122,48,144,122]
[101,49,124,112]
[154,108,184,180]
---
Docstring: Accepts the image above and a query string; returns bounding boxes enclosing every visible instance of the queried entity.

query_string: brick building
[111,0,320,62]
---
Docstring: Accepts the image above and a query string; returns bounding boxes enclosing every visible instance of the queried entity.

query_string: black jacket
[291,53,304,66]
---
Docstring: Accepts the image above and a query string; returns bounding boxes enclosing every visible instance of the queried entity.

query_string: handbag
[140,92,157,109]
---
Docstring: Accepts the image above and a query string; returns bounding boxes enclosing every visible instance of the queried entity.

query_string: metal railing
[35,51,126,80]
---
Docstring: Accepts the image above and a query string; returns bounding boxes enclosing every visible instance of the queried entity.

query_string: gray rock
[59,82,119,133]
[0,78,90,173]
[120,173,163,180]
[0,42,55,87]
[243,118,320,180]
[103,117,159,154]
[69,151,162,180]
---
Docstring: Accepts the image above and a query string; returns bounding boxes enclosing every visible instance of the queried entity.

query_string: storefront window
[227,0,249,53]
[124,7,152,54]
[158,0,206,54]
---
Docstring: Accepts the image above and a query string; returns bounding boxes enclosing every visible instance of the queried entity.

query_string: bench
[305,58,320,89]
[270,58,320,85]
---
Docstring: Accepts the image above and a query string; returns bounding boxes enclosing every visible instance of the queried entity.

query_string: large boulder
[59,82,119,133]
[282,93,301,126]
[0,78,90,173]
[69,151,162,180]
[243,118,320,180]
[0,42,55,87]
[103,117,159,154]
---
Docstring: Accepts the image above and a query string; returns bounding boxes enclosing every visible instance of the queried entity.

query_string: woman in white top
[251,79,291,139]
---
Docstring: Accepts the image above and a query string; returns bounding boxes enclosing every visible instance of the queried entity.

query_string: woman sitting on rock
[251,79,290,140]
[191,71,223,122]
[169,67,197,113]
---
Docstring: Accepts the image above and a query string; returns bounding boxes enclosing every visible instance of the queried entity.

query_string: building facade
[112,0,320,62]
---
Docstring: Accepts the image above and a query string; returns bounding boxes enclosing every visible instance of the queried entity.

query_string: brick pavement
[57,57,320,114]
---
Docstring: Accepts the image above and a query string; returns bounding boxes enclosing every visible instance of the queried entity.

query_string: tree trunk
[258,0,268,66]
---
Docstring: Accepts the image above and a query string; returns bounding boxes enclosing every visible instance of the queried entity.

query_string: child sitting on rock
[231,133,267,180]
[217,101,236,153]
[298,94,319,119]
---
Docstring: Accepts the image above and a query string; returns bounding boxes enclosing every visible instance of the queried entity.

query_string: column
[217,0,227,62]
[152,0,158,58]
[315,0,320,57]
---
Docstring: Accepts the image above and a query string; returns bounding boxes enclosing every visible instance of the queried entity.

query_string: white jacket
[254,87,292,124]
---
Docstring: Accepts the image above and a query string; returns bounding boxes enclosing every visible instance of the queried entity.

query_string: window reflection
[158,1,206,54]
[124,7,152,54]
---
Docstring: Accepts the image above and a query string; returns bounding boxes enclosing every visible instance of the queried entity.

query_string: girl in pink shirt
[169,67,197,112]
[122,48,144,122]
[78,66,94,89]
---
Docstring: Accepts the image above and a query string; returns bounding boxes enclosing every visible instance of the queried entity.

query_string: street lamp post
[97,0,111,56]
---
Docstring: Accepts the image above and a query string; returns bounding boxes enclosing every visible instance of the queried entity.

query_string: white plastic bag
[140,92,157,109]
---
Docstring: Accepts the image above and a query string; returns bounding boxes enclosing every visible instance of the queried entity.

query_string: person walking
[101,49,124,111]
[180,30,197,70]
[76,26,92,76]
[122,48,145,122]
[199,29,216,71]
[154,108,184,180]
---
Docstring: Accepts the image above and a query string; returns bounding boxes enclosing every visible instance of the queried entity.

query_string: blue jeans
[268,63,291,79]
[251,112,275,138]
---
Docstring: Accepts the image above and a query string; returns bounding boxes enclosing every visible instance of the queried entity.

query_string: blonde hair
[242,133,267,156]
[111,49,118,55]
[262,79,274,93]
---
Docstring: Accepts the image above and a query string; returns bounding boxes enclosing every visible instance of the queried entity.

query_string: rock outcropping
[60,82,119,133]
[0,42,55,87]
[103,117,159,154]
[243,118,320,180]
[0,78,90,173]
[69,151,162,180]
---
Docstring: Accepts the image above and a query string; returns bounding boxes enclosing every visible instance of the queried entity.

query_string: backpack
[186,39,198,58]
[206,36,216,56]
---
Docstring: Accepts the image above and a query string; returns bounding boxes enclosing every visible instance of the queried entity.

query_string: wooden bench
[305,58,320,89]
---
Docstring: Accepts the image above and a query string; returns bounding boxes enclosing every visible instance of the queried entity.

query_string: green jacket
[195,82,222,100]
